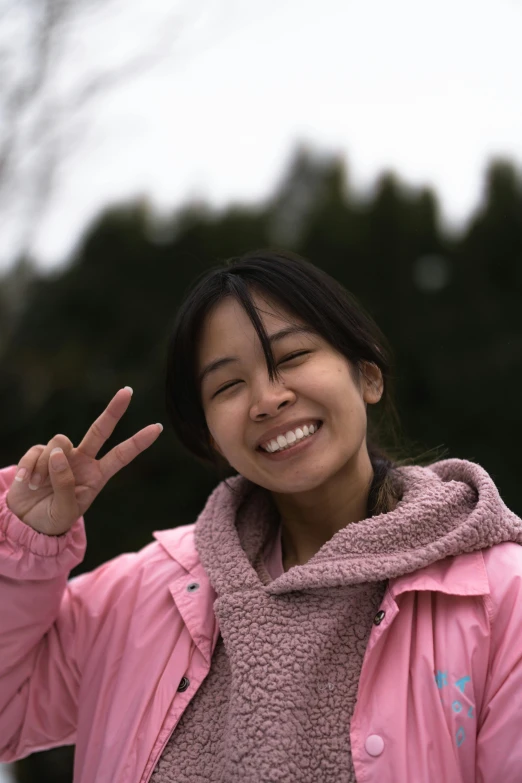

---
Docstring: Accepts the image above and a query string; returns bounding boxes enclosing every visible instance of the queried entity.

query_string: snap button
[177,676,190,692]
[365,734,385,757]
[373,610,385,626]
[186,582,200,593]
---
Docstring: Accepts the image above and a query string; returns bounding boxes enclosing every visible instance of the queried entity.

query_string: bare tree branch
[0,0,193,266]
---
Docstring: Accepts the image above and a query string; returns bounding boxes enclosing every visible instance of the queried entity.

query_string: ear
[361,362,383,405]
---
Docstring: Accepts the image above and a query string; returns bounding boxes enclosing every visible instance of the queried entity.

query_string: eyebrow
[199,326,316,385]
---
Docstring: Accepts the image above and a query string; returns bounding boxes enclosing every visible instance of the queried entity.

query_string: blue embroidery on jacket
[455,675,471,694]
[456,727,466,747]
[434,671,475,748]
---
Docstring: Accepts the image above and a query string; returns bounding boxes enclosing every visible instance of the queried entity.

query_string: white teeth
[261,423,320,452]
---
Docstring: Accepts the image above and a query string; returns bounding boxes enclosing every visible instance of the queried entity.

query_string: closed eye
[212,380,242,398]
[279,351,310,364]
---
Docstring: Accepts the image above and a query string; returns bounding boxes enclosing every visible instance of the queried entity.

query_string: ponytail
[366,442,403,517]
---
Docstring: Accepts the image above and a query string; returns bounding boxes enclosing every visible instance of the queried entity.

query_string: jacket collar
[389,550,490,598]
[153,524,201,574]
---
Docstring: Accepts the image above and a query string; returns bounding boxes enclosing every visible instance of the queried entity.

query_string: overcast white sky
[2,0,522,272]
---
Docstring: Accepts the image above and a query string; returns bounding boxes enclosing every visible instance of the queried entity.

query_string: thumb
[48,447,79,534]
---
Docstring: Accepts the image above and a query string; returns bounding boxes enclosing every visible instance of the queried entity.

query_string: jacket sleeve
[0,465,87,761]
[476,542,522,783]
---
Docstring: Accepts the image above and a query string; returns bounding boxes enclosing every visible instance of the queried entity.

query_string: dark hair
[166,249,405,515]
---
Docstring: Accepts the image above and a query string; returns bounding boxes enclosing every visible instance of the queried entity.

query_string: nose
[249,375,296,421]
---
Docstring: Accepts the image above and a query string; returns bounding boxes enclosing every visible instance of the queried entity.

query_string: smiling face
[198,293,383,497]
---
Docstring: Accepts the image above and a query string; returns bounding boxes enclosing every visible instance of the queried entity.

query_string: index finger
[77,387,134,458]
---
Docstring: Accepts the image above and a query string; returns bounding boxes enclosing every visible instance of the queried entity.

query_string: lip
[254,419,323,451]
[256,421,323,461]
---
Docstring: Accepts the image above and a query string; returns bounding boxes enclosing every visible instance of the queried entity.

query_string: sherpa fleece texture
[150,459,522,783]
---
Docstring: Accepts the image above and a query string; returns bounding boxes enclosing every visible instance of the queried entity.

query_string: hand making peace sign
[6,387,162,536]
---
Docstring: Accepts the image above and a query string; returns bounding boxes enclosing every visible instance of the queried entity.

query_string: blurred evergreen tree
[443,160,522,494]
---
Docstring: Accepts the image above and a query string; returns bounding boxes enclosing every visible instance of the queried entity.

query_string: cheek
[310,364,359,404]
[206,406,242,454]
[316,369,367,429]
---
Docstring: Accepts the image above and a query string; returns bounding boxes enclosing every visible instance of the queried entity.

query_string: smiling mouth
[258,421,323,453]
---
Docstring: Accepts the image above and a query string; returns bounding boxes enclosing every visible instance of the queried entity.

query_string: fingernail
[14,468,27,482]
[28,473,42,490]
[50,447,67,472]
[124,386,133,395]
[156,423,163,432]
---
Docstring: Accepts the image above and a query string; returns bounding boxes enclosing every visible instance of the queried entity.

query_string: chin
[255,471,332,496]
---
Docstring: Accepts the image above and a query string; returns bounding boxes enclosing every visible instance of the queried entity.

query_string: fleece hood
[195,458,522,595]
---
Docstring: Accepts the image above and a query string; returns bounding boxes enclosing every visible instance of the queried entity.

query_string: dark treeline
[1,148,522,781]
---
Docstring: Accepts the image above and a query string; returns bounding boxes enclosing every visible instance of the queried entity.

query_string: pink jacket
[1,462,522,782]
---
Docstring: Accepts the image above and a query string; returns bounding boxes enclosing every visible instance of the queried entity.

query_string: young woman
[1,249,522,783]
